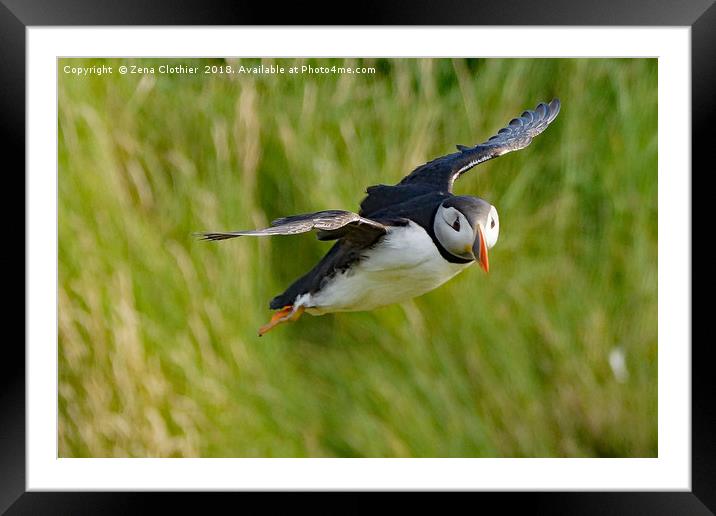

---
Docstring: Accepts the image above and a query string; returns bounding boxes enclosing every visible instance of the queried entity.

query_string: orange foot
[258,305,306,336]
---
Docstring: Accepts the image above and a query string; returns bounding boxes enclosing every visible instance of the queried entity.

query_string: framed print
[5,0,711,513]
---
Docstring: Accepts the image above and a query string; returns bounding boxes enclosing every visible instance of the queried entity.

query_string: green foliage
[58,58,657,457]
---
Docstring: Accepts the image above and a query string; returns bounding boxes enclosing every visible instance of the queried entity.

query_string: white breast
[299,221,472,314]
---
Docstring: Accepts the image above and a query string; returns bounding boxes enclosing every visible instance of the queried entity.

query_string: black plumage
[398,98,561,192]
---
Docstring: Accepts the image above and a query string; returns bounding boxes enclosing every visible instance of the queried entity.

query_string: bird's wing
[398,99,561,192]
[197,209,388,247]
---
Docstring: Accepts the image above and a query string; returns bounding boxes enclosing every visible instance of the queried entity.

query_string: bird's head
[433,196,499,272]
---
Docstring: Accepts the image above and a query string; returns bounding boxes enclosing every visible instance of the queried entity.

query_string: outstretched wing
[398,98,561,192]
[197,209,388,247]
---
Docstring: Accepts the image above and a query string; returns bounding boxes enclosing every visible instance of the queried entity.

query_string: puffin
[199,99,561,335]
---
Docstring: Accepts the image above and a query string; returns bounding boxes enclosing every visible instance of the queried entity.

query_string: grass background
[58,58,657,457]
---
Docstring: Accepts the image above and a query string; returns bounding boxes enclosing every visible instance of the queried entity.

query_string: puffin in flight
[199,99,561,335]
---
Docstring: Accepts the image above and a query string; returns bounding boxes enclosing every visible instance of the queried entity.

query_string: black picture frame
[4,0,710,513]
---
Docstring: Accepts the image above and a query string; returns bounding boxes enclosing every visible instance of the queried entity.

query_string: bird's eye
[491,218,496,229]
[452,218,461,231]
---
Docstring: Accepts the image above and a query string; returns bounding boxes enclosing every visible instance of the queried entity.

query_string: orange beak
[473,224,489,273]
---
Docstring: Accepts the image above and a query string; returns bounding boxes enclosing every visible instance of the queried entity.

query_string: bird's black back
[359,183,437,217]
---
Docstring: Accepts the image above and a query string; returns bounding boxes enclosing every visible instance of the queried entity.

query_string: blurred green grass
[58,58,657,457]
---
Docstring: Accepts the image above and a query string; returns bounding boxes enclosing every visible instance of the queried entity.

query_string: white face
[484,205,499,249]
[433,204,500,260]
[433,205,478,260]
